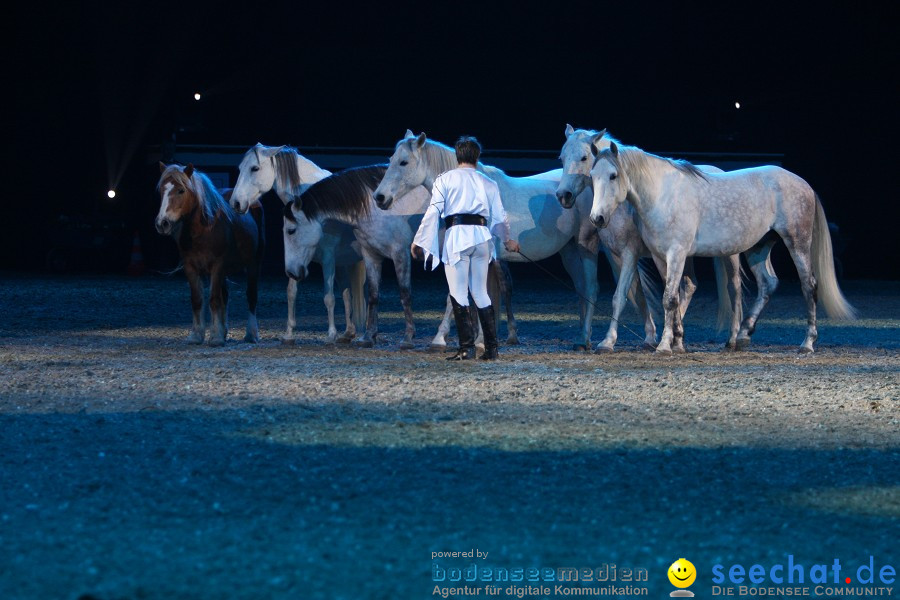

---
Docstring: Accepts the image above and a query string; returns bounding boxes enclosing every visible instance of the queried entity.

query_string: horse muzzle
[155,218,173,235]
[590,213,607,228]
[556,189,576,209]
[286,266,307,281]
[231,199,248,214]
[374,193,393,210]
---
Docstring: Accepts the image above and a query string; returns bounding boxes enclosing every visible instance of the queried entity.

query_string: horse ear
[185,163,194,178]
[565,124,574,137]
[159,161,167,174]
[404,129,415,139]
[610,142,618,157]
[590,143,599,157]
[415,133,427,148]
[259,145,283,159]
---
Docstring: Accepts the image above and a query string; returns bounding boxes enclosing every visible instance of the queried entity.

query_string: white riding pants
[444,241,492,308]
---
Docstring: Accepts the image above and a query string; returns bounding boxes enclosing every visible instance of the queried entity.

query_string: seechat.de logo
[668,558,697,597]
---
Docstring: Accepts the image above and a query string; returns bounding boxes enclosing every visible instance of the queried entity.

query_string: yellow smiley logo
[668,558,697,588]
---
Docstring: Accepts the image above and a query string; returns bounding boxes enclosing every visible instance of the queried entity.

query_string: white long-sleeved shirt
[413,166,510,270]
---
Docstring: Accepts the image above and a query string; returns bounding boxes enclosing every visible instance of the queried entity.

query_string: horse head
[282,199,323,281]
[588,142,628,229]
[373,130,428,210]
[556,125,608,209]
[155,162,199,235]
[232,143,283,213]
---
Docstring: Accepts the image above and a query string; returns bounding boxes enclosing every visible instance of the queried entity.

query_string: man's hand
[504,240,520,253]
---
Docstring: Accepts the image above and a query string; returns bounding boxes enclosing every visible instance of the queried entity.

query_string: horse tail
[636,258,662,320]
[812,194,857,319]
[350,260,367,333]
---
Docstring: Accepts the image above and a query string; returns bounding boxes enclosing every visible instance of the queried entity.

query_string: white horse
[284,164,436,348]
[230,144,366,343]
[557,125,741,352]
[589,138,856,354]
[373,131,602,350]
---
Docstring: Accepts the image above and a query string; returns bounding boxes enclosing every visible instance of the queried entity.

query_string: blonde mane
[158,165,233,224]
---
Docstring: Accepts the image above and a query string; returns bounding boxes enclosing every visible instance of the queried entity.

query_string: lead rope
[513,248,648,343]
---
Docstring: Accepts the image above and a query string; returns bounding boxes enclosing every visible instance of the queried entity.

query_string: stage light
[734,101,741,109]
[107,190,116,199]
[194,92,202,101]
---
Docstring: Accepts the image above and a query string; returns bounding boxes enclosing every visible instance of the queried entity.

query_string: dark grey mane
[290,165,387,221]
[272,147,303,195]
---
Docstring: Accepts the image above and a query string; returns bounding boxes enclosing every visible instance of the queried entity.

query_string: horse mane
[602,134,708,182]
[272,147,303,196]
[158,165,233,224]
[411,137,506,178]
[292,164,386,221]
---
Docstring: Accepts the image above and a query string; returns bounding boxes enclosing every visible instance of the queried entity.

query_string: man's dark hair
[455,136,482,165]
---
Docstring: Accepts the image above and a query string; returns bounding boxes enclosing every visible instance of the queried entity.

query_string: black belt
[444,214,487,228]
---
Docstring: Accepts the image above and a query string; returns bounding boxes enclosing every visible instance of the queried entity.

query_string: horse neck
[421,142,458,189]
[619,148,670,217]
[274,153,332,203]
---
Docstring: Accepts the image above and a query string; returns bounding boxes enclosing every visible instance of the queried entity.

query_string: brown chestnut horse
[156,163,265,346]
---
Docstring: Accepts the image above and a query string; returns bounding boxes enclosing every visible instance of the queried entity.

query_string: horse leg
[781,236,818,353]
[558,239,588,351]
[356,250,382,347]
[322,255,339,343]
[679,258,698,318]
[430,295,453,351]
[208,267,227,346]
[282,278,298,343]
[736,239,778,350]
[656,252,687,355]
[722,254,743,351]
[244,263,260,343]
[596,249,631,353]
[185,265,206,344]
[394,252,416,349]
[578,245,599,351]
[336,265,356,343]
[498,260,518,344]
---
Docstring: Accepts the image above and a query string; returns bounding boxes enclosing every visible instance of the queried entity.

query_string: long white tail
[350,260,368,332]
[712,257,746,331]
[812,195,857,320]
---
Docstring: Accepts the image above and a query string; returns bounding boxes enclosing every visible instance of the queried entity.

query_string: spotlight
[734,101,741,109]
[194,92,202,101]
[107,190,116,199]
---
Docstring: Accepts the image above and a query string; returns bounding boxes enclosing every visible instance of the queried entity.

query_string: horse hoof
[244,335,259,344]
[208,339,226,348]
[673,346,686,354]
[337,334,354,344]
[398,341,414,350]
[427,344,447,353]
[722,343,737,353]
[655,348,673,356]
[573,343,588,352]
[797,346,814,354]
[353,339,374,348]
[506,336,520,346]
[186,337,203,345]
[593,346,613,355]
[641,343,656,352]
[735,336,751,350]
[280,337,296,346]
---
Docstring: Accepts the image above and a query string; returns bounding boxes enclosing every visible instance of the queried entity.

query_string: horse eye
[177,188,185,194]
[580,156,588,162]
[609,174,617,181]
[286,228,297,235]
[250,166,260,172]
[399,160,408,167]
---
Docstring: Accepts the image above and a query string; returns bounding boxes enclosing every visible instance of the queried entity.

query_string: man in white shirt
[411,136,520,360]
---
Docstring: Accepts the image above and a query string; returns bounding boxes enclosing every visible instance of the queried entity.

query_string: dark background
[7,2,897,279]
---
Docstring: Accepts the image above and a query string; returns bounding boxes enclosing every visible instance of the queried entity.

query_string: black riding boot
[477,304,499,360]
[447,296,476,360]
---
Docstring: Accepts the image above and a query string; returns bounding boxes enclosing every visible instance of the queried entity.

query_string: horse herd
[154,126,856,354]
